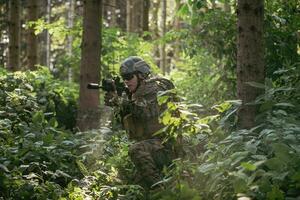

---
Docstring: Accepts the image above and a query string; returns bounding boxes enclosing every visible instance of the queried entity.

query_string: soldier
[104,56,175,189]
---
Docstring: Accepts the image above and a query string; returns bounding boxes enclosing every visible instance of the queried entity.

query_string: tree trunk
[0,2,8,67]
[126,0,131,32]
[126,0,143,34]
[67,0,74,81]
[116,0,127,31]
[111,0,117,27]
[143,0,150,32]
[173,0,182,64]
[8,0,21,71]
[27,0,38,70]
[77,0,102,131]
[151,0,160,67]
[39,0,51,68]
[160,0,167,74]
[237,0,264,129]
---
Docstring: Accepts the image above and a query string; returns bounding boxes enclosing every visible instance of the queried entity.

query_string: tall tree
[172,0,184,64]
[150,0,160,67]
[0,2,8,67]
[160,0,167,74]
[67,0,74,81]
[115,0,127,31]
[126,0,144,34]
[143,0,150,32]
[39,0,51,68]
[237,0,265,129]
[27,0,38,70]
[8,0,21,71]
[77,0,102,131]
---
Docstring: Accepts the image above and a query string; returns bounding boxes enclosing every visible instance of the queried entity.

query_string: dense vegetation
[1,0,299,199]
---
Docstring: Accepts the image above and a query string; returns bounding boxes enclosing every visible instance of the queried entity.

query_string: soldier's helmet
[120,56,151,78]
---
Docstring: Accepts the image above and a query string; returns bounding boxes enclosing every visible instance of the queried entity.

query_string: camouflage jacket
[121,76,174,141]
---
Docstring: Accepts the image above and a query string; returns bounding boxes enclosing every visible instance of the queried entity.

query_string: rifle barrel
[87,83,102,89]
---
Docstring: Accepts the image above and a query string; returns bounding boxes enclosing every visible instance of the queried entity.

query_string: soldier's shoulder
[146,76,175,91]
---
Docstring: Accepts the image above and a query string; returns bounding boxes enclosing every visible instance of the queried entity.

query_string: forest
[0,0,299,199]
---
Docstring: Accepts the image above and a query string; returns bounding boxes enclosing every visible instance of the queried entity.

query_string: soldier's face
[124,74,138,93]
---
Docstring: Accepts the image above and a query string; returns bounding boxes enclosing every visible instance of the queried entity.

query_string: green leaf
[32,111,45,124]
[177,4,189,17]
[233,178,247,193]
[266,185,284,200]
[272,143,293,161]
[244,141,258,154]
[212,101,232,113]
[241,162,257,171]
[274,102,295,107]
[259,101,274,112]
[198,163,215,174]
[246,82,265,89]
[49,117,58,127]
[265,158,286,171]
[161,112,172,125]
[0,164,10,173]
[230,151,249,166]
[157,95,169,105]
[23,172,41,180]
[76,160,89,176]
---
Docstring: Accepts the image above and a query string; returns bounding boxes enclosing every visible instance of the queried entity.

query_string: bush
[0,68,81,199]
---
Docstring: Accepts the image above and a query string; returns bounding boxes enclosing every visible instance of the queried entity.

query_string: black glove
[104,91,119,106]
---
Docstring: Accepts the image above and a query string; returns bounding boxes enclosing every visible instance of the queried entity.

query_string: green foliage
[265,0,300,77]
[164,69,300,199]
[27,67,78,130]
[101,28,161,77]
[170,2,237,106]
[153,63,300,200]
[30,16,161,82]
[62,131,145,200]
[0,68,81,199]
[170,53,235,106]
[174,0,299,106]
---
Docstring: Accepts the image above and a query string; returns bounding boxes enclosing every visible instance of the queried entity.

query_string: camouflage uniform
[121,76,174,188]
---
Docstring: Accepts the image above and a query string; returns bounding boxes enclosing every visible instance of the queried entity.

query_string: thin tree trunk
[0,2,8,67]
[27,0,38,70]
[111,0,117,27]
[237,0,264,129]
[46,0,51,69]
[151,0,160,67]
[116,0,127,31]
[160,0,167,74]
[126,0,132,32]
[67,0,74,81]
[8,0,21,71]
[126,0,143,34]
[143,0,150,32]
[173,0,182,64]
[39,0,51,68]
[77,0,102,131]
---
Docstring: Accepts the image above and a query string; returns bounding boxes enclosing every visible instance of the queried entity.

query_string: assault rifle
[87,76,128,96]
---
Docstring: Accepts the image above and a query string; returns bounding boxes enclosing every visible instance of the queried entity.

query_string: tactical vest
[123,77,174,140]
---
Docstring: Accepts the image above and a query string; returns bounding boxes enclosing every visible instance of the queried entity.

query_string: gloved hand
[104,91,119,106]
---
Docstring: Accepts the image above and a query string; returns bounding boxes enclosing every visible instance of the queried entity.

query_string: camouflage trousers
[128,139,173,189]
